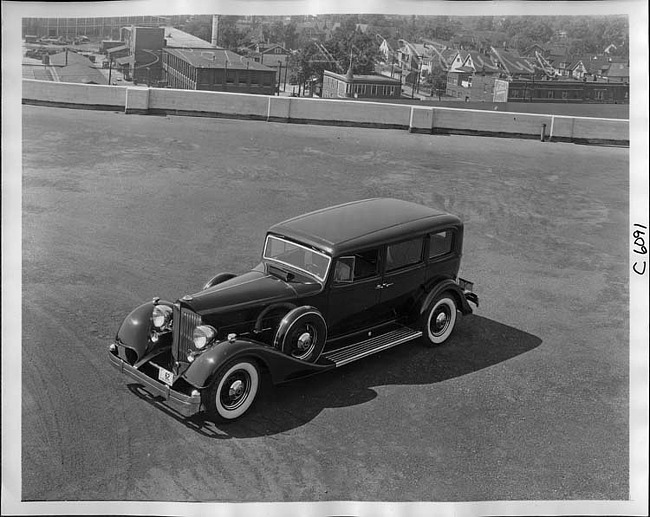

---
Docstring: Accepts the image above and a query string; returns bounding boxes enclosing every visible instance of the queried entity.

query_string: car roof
[267,198,462,256]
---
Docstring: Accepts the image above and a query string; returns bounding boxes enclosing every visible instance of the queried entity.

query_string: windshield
[263,235,331,282]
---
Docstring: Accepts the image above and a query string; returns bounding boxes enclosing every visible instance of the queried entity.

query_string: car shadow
[131,315,542,438]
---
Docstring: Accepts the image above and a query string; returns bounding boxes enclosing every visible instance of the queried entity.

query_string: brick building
[120,26,165,85]
[321,69,402,100]
[508,78,629,103]
[161,48,277,94]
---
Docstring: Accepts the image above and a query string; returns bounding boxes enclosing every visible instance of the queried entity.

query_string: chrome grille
[172,304,202,362]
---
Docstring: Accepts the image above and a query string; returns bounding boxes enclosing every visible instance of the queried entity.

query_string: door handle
[375,284,384,290]
[383,282,394,288]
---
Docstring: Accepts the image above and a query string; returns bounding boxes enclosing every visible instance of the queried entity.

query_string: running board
[324,326,422,367]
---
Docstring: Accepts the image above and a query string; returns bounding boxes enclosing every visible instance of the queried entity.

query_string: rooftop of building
[163,26,219,50]
[324,70,402,84]
[163,47,275,71]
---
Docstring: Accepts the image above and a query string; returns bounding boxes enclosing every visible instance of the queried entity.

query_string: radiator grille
[172,304,202,363]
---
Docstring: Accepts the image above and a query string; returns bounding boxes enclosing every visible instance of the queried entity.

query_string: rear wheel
[202,359,260,422]
[421,294,457,345]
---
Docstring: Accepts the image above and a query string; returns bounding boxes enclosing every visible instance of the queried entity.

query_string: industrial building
[507,78,629,103]
[162,48,277,94]
[321,69,402,100]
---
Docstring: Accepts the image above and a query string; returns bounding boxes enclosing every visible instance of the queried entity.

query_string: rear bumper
[109,350,201,417]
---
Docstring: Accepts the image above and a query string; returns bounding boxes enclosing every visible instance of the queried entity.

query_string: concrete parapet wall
[284,97,410,129]
[432,108,553,140]
[23,79,125,109]
[549,115,629,145]
[149,88,269,120]
[21,80,628,146]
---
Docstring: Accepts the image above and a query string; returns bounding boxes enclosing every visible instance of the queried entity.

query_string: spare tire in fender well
[274,306,327,363]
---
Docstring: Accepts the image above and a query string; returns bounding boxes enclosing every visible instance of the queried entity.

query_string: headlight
[152,305,172,330]
[193,325,217,349]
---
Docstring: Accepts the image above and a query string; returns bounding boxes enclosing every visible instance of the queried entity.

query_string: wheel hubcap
[221,372,250,410]
[229,379,244,398]
[431,305,451,336]
[297,332,312,350]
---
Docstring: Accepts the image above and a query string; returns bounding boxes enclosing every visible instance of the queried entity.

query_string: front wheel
[202,359,260,423]
[421,294,458,345]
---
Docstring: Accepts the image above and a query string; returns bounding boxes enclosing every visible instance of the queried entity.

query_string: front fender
[183,338,333,389]
[116,300,173,359]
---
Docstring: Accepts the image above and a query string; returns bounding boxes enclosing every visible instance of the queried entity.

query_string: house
[397,41,429,71]
[567,59,588,80]
[247,43,291,67]
[489,47,535,79]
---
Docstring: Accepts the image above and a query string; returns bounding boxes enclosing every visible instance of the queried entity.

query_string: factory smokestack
[211,15,219,47]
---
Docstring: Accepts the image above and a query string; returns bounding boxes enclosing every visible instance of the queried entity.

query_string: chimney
[211,15,219,47]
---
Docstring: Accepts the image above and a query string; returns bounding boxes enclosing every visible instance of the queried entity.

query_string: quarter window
[429,231,453,258]
[386,238,424,272]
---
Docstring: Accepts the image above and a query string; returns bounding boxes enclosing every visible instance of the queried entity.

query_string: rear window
[429,231,454,258]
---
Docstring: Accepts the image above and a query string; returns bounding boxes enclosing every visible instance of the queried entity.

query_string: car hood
[184,270,300,317]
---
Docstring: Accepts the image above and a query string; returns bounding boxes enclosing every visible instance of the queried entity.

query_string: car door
[326,247,383,338]
[377,235,427,321]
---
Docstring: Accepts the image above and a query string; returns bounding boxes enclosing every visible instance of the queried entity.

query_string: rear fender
[419,279,473,316]
[182,337,333,389]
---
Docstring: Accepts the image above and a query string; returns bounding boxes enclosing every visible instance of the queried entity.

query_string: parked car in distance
[109,198,479,422]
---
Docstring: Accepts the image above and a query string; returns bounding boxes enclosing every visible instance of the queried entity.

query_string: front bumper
[109,349,201,417]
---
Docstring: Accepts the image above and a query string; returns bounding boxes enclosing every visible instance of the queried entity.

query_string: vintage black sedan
[109,198,479,422]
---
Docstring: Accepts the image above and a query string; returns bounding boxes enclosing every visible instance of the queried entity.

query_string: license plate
[158,367,174,386]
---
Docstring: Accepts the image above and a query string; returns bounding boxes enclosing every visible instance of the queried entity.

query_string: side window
[333,249,380,283]
[386,238,424,272]
[429,230,454,259]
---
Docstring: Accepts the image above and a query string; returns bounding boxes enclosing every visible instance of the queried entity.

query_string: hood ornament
[181,294,193,301]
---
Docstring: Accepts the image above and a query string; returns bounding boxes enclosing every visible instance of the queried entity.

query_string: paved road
[19,105,629,503]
